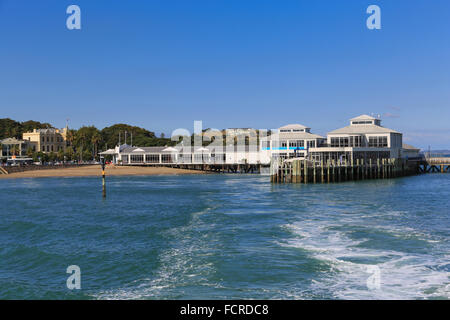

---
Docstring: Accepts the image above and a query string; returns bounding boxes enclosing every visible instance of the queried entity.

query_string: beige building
[0,137,36,158]
[23,128,68,153]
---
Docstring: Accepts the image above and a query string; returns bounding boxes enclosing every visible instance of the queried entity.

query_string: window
[352,121,373,125]
[162,154,173,163]
[368,136,388,148]
[194,154,210,162]
[281,141,287,148]
[331,137,353,147]
[331,138,339,147]
[289,141,297,148]
[349,136,362,147]
[145,154,160,163]
[130,154,144,163]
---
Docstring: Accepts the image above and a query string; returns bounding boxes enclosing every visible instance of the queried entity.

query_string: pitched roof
[350,114,377,121]
[272,131,325,140]
[0,137,25,144]
[278,124,310,130]
[121,146,168,153]
[402,143,420,151]
[99,149,117,155]
[328,124,400,135]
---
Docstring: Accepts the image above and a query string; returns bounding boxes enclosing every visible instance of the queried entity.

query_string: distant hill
[101,124,175,148]
[0,118,52,140]
[430,150,450,153]
[0,118,174,151]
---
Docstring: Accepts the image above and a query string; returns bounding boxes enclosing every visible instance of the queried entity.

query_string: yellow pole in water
[100,156,106,198]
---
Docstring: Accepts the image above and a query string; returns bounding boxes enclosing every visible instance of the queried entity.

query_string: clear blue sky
[0,0,449,149]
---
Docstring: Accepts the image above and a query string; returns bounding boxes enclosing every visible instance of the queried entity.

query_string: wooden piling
[304,159,308,184]
[313,161,317,184]
[327,160,330,183]
[321,160,324,183]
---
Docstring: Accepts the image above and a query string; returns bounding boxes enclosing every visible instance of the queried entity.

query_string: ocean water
[0,174,448,300]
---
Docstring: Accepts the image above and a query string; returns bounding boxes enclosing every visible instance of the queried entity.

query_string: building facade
[308,115,404,163]
[100,115,420,166]
[259,124,326,162]
[0,137,36,158]
[22,128,68,153]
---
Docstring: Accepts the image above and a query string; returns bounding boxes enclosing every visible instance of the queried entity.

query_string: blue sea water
[0,174,448,299]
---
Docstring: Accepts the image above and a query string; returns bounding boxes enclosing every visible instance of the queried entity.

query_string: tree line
[0,118,174,162]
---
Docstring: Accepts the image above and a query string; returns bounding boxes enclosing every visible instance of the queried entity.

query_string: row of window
[279,129,306,133]
[351,121,373,125]
[40,145,64,152]
[41,136,64,143]
[368,136,388,148]
[330,136,363,147]
[127,153,228,164]
[266,140,317,148]
[330,136,388,148]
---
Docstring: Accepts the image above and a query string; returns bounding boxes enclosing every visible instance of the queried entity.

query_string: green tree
[0,118,52,140]
[91,131,102,159]
[73,126,102,160]
[64,146,75,161]
[26,147,34,158]
[101,124,174,148]
[10,144,20,156]
[32,151,48,163]
[57,149,65,161]
[48,152,57,162]
[66,129,76,147]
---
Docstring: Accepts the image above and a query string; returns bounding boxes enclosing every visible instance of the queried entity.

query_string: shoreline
[0,165,206,179]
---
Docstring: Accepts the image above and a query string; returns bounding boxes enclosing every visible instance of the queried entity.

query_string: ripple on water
[0,174,448,299]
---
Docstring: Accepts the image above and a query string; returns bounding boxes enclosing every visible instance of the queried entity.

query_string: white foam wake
[279,220,449,300]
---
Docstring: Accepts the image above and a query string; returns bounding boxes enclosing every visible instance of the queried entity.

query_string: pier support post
[377,159,380,179]
[332,160,335,183]
[304,159,308,184]
[327,160,330,183]
[361,159,365,180]
[313,161,317,183]
[351,159,354,180]
[356,159,360,180]
[321,160,324,183]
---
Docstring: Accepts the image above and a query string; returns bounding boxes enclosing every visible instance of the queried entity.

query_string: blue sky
[0,0,449,149]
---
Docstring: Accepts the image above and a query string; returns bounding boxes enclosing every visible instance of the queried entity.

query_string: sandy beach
[0,165,205,179]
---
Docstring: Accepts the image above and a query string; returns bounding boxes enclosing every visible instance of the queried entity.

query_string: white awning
[99,149,117,155]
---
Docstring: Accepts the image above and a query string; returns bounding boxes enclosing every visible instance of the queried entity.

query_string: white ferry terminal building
[100,115,420,167]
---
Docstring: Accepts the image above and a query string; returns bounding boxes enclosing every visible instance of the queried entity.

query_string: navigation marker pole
[100,156,106,198]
